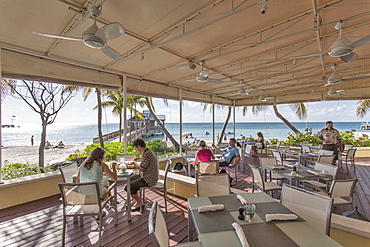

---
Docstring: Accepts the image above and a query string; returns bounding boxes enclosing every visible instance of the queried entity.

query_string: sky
[0,91,366,125]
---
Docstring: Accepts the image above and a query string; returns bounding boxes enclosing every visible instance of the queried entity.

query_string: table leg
[127,176,131,221]
[188,206,194,241]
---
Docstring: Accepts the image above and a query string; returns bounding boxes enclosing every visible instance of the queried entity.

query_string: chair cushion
[264,182,282,191]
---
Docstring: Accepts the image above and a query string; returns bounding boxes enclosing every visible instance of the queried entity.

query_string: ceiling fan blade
[340,52,358,62]
[101,46,124,61]
[289,51,327,60]
[95,22,125,41]
[348,35,370,48]
[322,83,331,87]
[207,78,224,84]
[342,75,370,81]
[32,31,82,41]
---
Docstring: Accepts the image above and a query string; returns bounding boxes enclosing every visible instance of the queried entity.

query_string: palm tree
[356,100,370,119]
[126,95,146,136]
[145,97,180,151]
[100,92,145,142]
[243,103,307,134]
[63,86,105,148]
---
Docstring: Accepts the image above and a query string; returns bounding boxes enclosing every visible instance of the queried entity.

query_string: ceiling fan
[32,6,125,61]
[195,60,224,84]
[258,92,273,102]
[328,85,345,95]
[237,80,257,95]
[322,64,370,87]
[292,20,370,62]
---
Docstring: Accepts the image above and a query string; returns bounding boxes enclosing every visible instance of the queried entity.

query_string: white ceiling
[1,0,370,106]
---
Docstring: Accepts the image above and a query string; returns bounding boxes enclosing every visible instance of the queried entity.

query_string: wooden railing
[92,128,144,143]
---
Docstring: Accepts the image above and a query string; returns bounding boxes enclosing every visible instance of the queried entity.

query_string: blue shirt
[223,146,240,163]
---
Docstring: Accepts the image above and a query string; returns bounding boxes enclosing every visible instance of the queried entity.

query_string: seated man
[212,138,241,168]
[124,139,159,211]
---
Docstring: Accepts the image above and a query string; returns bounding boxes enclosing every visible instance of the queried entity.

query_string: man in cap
[318,121,343,163]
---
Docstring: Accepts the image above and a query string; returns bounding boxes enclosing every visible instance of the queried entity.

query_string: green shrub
[1,161,53,180]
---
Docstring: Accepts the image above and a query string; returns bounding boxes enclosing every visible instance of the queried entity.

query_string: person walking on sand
[31,136,34,146]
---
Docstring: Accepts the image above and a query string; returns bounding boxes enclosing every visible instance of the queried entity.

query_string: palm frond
[356,100,370,119]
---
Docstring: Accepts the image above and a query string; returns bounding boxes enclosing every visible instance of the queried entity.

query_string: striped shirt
[140,148,159,186]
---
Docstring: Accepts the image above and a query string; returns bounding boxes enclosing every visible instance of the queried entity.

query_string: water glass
[119,157,125,164]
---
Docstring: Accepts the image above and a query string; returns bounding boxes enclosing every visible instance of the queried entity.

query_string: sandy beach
[1,144,87,165]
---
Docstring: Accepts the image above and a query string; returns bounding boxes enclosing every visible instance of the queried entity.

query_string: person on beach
[318,121,343,163]
[212,138,241,168]
[194,140,215,167]
[77,147,117,205]
[256,132,265,149]
[58,141,65,148]
[125,139,159,211]
[31,136,34,146]
[45,140,52,149]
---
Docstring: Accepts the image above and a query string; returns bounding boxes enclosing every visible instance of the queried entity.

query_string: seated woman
[77,147,117,205]
[45,140,52,149]
[256,132,265,149]
[194,140,215,169]
[58,141,65,148]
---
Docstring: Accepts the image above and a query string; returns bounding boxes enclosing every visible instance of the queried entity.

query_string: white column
[0,48,3,183]
[179,88,183,154]
[122,75,127,154]
[233,100,236,139]
[212,96,215,143]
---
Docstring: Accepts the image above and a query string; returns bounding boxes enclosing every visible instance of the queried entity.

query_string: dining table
[263,164,333,186]
[115,167,136,221]
[187,193,341,247]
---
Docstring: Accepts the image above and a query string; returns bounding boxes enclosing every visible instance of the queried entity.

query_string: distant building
[129,110,165,137]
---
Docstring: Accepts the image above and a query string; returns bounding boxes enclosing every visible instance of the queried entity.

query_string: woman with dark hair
[194,140,215,166]
[256,132,265,149]
[77,147,117,203]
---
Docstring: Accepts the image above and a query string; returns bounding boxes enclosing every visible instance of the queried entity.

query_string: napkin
[265,213,298,222]
[307,169,319,175]
[284,164,294,168]
[198,204,224,213]
[232,222,250,247]
[272,166,285,170]
[237,194,247,205]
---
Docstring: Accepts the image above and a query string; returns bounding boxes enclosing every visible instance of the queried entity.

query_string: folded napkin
[237,194,247,205]
[307,169,319,175]
[284,164,294,168]
[232,222,250,247]
[272,166,285,170]
[265,214,298,222]
[198,204,224,213]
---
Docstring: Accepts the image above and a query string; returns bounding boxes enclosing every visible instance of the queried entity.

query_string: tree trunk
[38,121,47,167]
[145,97,180,151]
[273,104,300,134]
[96,89,104,148]
[119,112,122,142]
[218,106,232,145]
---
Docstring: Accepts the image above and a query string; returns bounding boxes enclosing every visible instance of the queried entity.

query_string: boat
[205,132,210,135]
[227,131,234,134]
[360,122,370,130]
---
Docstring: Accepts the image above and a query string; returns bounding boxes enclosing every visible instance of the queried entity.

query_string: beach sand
[1,144,87,165]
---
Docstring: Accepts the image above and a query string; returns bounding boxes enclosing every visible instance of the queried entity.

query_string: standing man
[212,138,241,168]
[318,121,343,163]
[31,135,34,146]
[125,139,158,211]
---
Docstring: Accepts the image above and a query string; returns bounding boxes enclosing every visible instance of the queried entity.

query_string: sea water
[0,122,361,147]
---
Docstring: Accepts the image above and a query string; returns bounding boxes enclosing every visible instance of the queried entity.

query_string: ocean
[0,122,361,147]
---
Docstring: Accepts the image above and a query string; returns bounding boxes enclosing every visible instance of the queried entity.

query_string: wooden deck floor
[0,156,369,246]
